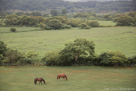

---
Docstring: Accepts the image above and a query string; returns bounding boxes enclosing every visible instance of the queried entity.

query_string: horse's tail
[42,78,46,84]
[65,75,68,80]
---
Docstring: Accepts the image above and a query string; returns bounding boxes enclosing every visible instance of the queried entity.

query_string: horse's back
[34,78,38,81]
[58,74,66,77]
[34,78,43,81]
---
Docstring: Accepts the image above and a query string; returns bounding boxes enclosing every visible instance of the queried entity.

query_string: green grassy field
[0,66,136,91]
[0,26,136,58]
[98,21,116,26]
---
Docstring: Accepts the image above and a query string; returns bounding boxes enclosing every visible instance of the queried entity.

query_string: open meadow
[0,66,136,91]
[0,26,136,58]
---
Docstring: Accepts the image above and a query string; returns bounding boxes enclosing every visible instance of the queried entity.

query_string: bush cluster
[4,14,101,30]
[4,14,45,26]
[42,51,135,67]
[41,39,135,67]
[0,41,39,66]
[1,39,135,67]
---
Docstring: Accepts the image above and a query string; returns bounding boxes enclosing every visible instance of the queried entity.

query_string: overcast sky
[64,0,132,2]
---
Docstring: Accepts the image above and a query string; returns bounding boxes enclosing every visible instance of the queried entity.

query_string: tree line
[0,39,136,67]
[0,0,135,13]
[1,11,136,29]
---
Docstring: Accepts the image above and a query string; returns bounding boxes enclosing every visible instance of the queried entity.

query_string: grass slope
[0,26,136,58]
[0,66,136,91]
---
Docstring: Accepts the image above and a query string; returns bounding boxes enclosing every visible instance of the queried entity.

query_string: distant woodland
[0,0,136,13]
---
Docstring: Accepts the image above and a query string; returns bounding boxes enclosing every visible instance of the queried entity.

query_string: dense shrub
[99,51,128,66]
[5,14,20,25]
[86,20,99,27]
[79,23,90,29]
[61,24,72,29]
[116,15,133,26]
[46,19,63,30]
[42,51,60,66]
[4,50,24,65]
[127,56,136,66]
[66,19,82,27]
[10,28,16,32]
[5,14,45,26]
[0,41,8,56]
[0,41,8,64]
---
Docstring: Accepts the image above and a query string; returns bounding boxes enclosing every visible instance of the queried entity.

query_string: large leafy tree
[59,38,95,65]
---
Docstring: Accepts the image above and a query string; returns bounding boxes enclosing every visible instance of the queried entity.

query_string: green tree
[0,41,8,64]
[47,19,63,30]
[50,9,58,17]
[116,15,133,26]
[66,19,82,27]
[61,9,67,15]
[5,14,20,25]
[0,41,8,56]
[59,38,95,65]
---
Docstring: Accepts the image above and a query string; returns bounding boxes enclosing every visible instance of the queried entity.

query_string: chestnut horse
[34,78,46,85]
[57,74,68,80]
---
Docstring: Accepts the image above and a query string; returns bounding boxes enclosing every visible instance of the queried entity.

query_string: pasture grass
[0,27,41,33]
[0,26,136,58]
[0,66,136,91]
[98,21,116,26]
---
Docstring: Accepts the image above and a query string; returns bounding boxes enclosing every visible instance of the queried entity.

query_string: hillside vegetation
[0,0,135,13]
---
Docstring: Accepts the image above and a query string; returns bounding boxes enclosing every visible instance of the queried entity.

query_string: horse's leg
[58,77,59,80]
[35,81,37,85]
[39,81,41,85]
[40,81,42,85]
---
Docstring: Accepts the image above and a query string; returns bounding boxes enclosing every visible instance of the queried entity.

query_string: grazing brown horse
[57,74,68,80]
[34,78,46,85]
